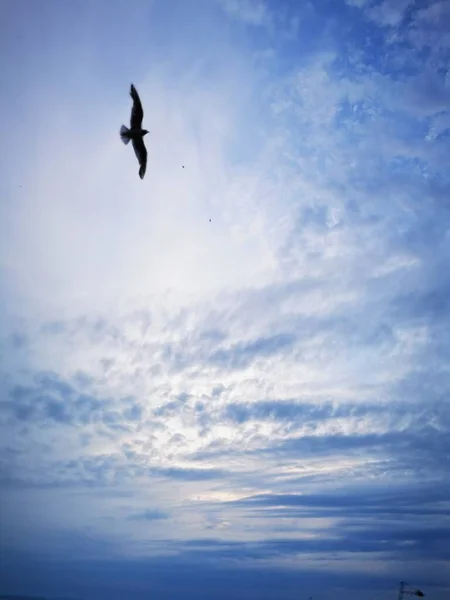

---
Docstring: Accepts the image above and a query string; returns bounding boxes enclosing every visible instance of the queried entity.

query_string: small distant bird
[120,84,149,179]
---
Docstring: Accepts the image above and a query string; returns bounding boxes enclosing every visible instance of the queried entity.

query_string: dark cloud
[176,529,450,561]
[257,426,450,473]
[154,393,190,417]
[128,509,169,521]
[392,285,450,325]
[123,403,143,421]
[71,371,95,389]
[149,466,229,481]
[160,329,297,374]
[8,332,28,349]
[3,545,445,600]
[0,451,230,489]
[0,371,143,431]
[223,399,385,425]
[190,398,449,486]
[208,333,296,370]
[40,316,123,345]
[230,485,450,519]
[198,329,227,344]
[40,320,67,335]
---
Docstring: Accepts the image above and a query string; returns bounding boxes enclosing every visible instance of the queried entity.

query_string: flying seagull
[120,84,149,179]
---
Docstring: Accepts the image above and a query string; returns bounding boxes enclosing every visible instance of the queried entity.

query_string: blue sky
[0,0,449,599]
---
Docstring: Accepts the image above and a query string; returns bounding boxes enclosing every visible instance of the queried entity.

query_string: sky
[0,0,449,599]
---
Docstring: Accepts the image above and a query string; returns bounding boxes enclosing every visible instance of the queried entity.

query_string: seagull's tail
[120,124,131,145]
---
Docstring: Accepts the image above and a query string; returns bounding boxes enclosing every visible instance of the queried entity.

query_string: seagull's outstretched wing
[132,137,147,179]
[130,84,144,129]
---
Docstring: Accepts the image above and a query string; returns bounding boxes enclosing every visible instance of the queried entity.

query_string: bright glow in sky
[1,1,449,599]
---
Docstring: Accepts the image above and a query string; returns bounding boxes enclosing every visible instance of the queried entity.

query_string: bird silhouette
[120,84,149,179]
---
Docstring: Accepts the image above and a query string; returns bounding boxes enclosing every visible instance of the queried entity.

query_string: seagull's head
[142,129,149,136]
